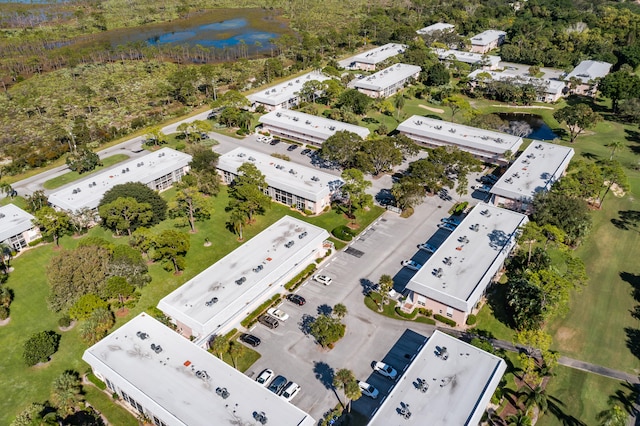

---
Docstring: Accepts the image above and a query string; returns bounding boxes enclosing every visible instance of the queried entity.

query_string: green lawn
[0,185,384,424]
[536,366,629,426]
[84,387,138,426]
[42,154,130,190]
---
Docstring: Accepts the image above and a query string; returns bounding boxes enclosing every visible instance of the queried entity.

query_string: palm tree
[0,243,12,274]
[51,371,83,415]
[606,140,625,161]
[506,411,532,426]
[378,274,394,311]
[228,207,246,241]
[0,286,12,308]
[520,385,549,415]
[228,341,242,369]
[333,368,360,411]
[333,303,347,319]
[209,335,230,359]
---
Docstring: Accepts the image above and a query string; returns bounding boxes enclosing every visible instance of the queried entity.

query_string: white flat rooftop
[0,203,35,242]
[435,49,501,67]
[566,60,613,84]
[47,148,191,212]
[338,43,407,67]
[490,141,574,202]
[82,313,315,426]
[416,22,455,35]
[247,71,330,106]
[369,330,506,426]
[217,147,342,202]
[397,116,523,156]
[470,29,506,46]
[158,216,329,338]
[353,63,421,91]
[467,69,566,94]
[407,203,528,313]
[258,109,370,141]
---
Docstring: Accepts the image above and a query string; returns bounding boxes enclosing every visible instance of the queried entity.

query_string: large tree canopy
[99,182,167,225]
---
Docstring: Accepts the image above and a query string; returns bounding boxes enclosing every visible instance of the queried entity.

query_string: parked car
[287,144,298,151]
[358,381,379,399]
[257,134,273,143]
[258,315,279,329]
[240,334,261,347]
[286,294,306,306]
[475,185,492,194]
[313,274,332,286]
[280,382,301,402]
[255,368,273,386]
[373,361,398,379]
[441,217,458,226]
[417,243,436,253]
[438,223,457,232]
[300,148,312,156]
[270,138,280,145]
[267,308,289,321]
[401,260,422,271]
[268,375,288,394]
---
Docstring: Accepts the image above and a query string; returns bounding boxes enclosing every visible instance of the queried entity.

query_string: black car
[287,144,298,151]
[270,138,280,145]
[268,375,288,394]
[240,334,261,347]
[286,294,306,306]
[300,148,311,156]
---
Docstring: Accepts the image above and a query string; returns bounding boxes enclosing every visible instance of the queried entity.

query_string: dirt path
[418,104,445,113]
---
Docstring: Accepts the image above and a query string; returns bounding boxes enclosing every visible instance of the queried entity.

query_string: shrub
[28,238,43,247]
[466,314,477,326]
[0,306,9,320]
[323,205,330,212]
[58,316,72,328]
[332,225,355,241]
[417,308,432,317]
[240,295,281,328]
[284,263,317,291]
[303,209,313,216]
[395,307,418,319]
[23,330,61,366]
[175,142,186,151]
[434,314,457,327]
[271,153,290,161]
[450,201,469,216]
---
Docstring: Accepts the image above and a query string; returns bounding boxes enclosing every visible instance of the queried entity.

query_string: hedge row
[434,314,457,327]
[395,307,418,319]
[240,295,281,328]
[284,263,317,291]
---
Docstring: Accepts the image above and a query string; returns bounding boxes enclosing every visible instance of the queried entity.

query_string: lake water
[97,9,290,54]
[497,113,558,140]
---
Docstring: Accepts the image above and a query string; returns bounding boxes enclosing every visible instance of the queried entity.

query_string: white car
[256,369,274,386]
[267,308,290,322]
[418,243,436,253]
[358,381,379,399]
[313,274,332,286]
[401,260,422,271]
[280,382,301,402]
[373,361,398,379]
[438,223,457,232]
[256,134,273,143]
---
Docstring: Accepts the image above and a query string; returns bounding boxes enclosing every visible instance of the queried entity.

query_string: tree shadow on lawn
[624,327,640,361]
[611,210,640,233]
[580,151,599,161]
[625,129,640,156]
[608,381,640,415]
[484,282,515,329]
[620,272,640,302]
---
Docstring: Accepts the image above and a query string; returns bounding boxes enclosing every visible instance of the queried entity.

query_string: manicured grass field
[0,185,384,424]
[42,154,130,190]
[536,366,628,426]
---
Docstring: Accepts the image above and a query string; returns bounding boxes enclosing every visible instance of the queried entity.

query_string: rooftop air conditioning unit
[305,120,311,124]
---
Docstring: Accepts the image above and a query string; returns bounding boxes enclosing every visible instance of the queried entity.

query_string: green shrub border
[87,372,107,391]
[466,314,477,326]
[284,263,317,291]
[240,295,281,328]
[434,314,457,327]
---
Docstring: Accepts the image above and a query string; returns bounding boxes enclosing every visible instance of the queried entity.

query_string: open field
[0,184,383,424]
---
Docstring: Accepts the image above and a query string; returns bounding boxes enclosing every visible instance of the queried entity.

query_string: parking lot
[242,193,474,420]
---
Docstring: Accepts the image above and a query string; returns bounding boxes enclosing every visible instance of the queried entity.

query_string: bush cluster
[434,314,457,327]
[332,225,355,241]
[394,307,418,319]
[466,314,477,326]
[417,308,433,317]
[284,263,317,291]
[240,295,281,328]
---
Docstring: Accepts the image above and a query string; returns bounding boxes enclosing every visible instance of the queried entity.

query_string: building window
[105,378,115,392]
[8,234,26,251]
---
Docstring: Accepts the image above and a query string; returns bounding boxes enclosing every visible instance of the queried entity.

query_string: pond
[102,8,290,55]
[497,113,558,140]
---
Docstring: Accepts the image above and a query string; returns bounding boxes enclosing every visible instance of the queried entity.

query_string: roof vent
[150,343,163,354]
[216,387,230,399]
[449,128,456,133]
[205,297,219,306]
[253,265,264,273]
[329,126,336,131]
[136,331,149,340]
[305,120,311,124]
[276,112,282,117]
[0,213,4,219]
[398,403,412,419]
[196,370,211,381]
[253,411,268,424]
[293,117,299,121]
[298,231,308,239]
[416,378,429,393]
[436,345,448,360]
[235,277,246,285]
[285,240,294,248]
